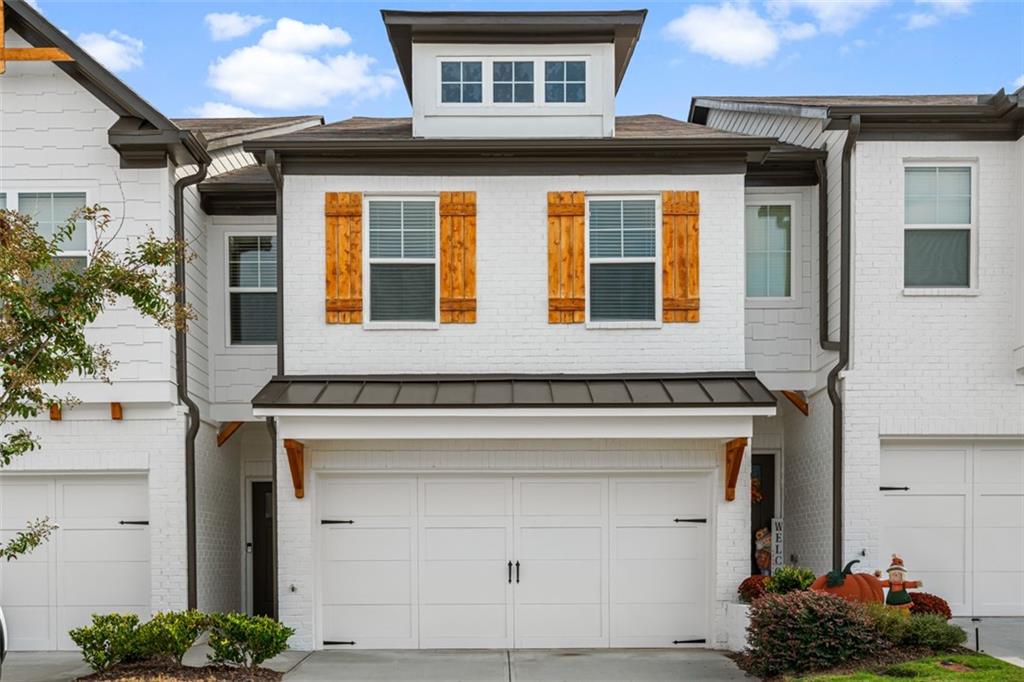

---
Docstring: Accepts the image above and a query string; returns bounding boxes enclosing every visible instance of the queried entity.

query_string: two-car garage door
[0,475,150,650]
[880,442,1024,617]
[318,474,710,649]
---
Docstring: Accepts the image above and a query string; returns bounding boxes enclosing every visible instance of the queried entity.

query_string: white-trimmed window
[586,197,659,322]
[18,192,88,269]
[544,60,586,103]
[903,164,974,288]
[228,234,277,345]
[493,60,534,103]
[366,198,438,323]
[440,61,482,103]
[745,203,794,299]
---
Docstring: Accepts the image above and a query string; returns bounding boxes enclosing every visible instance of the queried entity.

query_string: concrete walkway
[284,649,749,681]
[952,617,1024,668]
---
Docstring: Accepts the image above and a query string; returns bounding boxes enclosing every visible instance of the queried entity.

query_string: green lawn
[802,653,1024,681]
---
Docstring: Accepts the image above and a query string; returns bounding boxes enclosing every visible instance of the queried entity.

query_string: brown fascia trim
[381,9,646,100]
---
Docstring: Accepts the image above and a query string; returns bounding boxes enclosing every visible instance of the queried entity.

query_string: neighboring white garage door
[880,442,1024,617]
[319,474,710,649]
[0,475,150,650]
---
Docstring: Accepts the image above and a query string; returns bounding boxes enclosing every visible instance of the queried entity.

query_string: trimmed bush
[765,565,816,595]
[68,613,142,672]
[865,602,911,643]
[910,592,952,620]
[137,610,208,665]
[738,575,768,603]
[746,591,885,677]
[207,612,294,671]
[903,614,966,651]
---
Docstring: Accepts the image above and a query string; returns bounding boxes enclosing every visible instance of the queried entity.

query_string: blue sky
[29,1,1024,123]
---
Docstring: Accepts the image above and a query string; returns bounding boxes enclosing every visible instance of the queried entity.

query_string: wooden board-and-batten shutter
[439,191,477,323]
[662,191,700,323]
[325,192,363,324]
[547,192,585,323]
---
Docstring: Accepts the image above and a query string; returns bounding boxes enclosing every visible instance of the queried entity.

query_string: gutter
[172,133,210,610]
[828,114,860,572]
[264,149,284,621]
[816,158,839,352]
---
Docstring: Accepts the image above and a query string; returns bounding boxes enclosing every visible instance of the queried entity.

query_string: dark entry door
[750,454,776,575]
[251,481,274,617]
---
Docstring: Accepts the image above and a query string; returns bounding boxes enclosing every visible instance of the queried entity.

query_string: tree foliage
[1,205,189,560]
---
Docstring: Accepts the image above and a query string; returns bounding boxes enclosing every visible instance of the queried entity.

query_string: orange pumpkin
[810,560,884,604]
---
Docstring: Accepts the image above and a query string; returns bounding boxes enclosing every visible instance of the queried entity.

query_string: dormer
[381,10,646,139]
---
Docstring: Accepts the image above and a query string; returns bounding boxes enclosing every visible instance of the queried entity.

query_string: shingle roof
[696,95,985,108]
[253,373,777,410]
[199,165,272,187]
[171,116,324,142]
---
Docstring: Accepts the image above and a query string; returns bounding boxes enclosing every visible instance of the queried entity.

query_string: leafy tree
[1,205,189,560]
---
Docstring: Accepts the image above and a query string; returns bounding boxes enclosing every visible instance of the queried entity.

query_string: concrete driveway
[284,649,749,681]
[952,617,1024,668]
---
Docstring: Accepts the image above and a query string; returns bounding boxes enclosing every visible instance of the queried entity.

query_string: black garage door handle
[119,520,149,525]
[515,561,520,583]
[879,486,910,491]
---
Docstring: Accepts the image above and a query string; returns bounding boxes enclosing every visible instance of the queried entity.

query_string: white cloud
[257,18,351,52]
[77,30,143,72]
[664,3,779,66]
[839,38,869,55]
[768,0,887,35]
[204,12,267,41]
[1014,74,1024,91]
[781,22,818,40]
[206,19,394,110]
[189,102,258,117]
[906,0,974,29]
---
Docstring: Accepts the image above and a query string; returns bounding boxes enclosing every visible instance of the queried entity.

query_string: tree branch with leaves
[0,205,190,560]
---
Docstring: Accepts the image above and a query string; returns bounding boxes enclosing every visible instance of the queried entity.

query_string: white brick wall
[842,139,1024,568]
[282,174,748,375]
[275,437,749,650]
[195,421,242,613]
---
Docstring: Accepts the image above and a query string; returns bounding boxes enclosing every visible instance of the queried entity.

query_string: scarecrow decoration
[875,554,922,612]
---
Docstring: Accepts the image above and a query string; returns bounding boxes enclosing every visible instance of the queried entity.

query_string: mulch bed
[730,645,941,679]
[77,661,282,681]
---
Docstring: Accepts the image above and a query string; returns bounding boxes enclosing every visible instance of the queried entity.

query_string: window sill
[586,320,662,330]
[901,288,980,297]
[362,321,440,331]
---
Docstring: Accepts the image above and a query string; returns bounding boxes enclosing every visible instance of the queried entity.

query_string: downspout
[828,114,860,571]
[173,135,209,610]
[816,157,839,352]
[264,149,284,620]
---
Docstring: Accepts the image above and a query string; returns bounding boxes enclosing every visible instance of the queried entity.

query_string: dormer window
[493,61,534,103]
[544,60,586,103]
[440,61,482,103]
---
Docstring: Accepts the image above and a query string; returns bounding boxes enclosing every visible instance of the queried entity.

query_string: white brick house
[1,1,1022,654]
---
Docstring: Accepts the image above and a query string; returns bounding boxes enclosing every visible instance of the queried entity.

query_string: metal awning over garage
[252,372,776,410]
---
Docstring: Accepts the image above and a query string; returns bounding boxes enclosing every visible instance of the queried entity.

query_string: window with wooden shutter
[547,191,585,323]
[439,191,477,323]
[325,192,363,324]
[662,190,700,323]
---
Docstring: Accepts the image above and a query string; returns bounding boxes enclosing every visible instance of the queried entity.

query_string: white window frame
[225,232,278,348]
[362,194,441,330]
[584,193,663,329]
[744,195,801,308]
[435,55,590,109]
[901,159,979,295]
[5,189,92,265]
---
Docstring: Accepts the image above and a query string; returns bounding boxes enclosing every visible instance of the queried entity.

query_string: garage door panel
[882,447,969,485]
[320,479,415,518]
[974,495,1024,527]
[881,527,964,569]
[0,560,49,605]
[974,527,1022,569]
[516,604,602,637]
[518,480,604,517]
[519,527,602,561]
[423,527,506,560]
[515,561,602,603]
[882,495,965,527]
[322,561,411,604]
[975,448,1024,485]
[0,481,51,524]
[322,527,411,561]
[614,559,704,604]
[613,479,707,517]
[3,606,52,650]
[420,561,507,603]
[612,603,704,645]
[974,573,1024,615]
[422,481,509,517]
[616,526,703,560]
[59,482,148,521]
[420,605,510,642]
[323,604,413,639]
[60,562,148,606]
[61,529,149,562]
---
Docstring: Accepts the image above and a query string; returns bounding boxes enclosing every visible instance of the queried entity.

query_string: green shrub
[137,610,208,665]
[865,602,910,643]
[68,613,143,672]
[765,565,816,594]
[745,591,885,677]
[903,614,966,651]
[207,613,294,670]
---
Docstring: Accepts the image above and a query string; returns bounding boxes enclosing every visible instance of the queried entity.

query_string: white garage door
[319,474,710,649]
[0,475,150,650]
[880,442,1024,616]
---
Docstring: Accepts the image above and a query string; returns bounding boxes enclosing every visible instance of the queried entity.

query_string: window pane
[590,263,655,321]
[904,166,971,225]
[441,62,461,81]
[370,264,435,321]
[230,292,277,344]
[767,253,791,297]
[936,196,970,224]
[494,84,513,102]
[565,61,585,81]
[441,83,461,103]
[746,252,769,297]
[462,61,482,82]
[462,83,482,103]
[369,201,402,257]
[905,168,936,196]
[20,192,86,249]
[623,230,655,258]
[905,194,936,224]
[622,200,656,230]
[230,235,276,288]
[745,204,792,298]
[904,229,970,287]
[766,205,791,250]
[493,61,513,81]
[258,238,277,288]
[0,193,6,208]
[590,231,621,258]
[545,61,564,81]
[937,167,970,195]
[514,61,534,81]
[402,201,435,258]
[565,83,585,102]
[745,207,767,250]
[545,83,564,103]
[514,83,533,103]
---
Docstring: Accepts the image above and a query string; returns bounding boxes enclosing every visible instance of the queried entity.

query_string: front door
[251,481,274,617]
[750,454,776,575]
